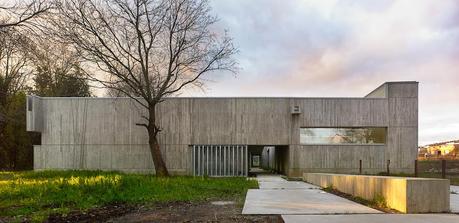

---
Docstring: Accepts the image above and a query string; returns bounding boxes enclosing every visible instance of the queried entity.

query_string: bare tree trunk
[147,106,169,177]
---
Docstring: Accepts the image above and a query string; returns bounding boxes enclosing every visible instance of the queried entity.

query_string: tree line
[1,1,91,170]
[0,0,237,175]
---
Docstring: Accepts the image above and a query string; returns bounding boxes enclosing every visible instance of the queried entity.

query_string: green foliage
[0,92,35,170]
[31,39,92,97]
[352,194,387,210]
[323,184,334,191]
[373,194,387,208]
[33,63,91,97]
[0,170,258,221]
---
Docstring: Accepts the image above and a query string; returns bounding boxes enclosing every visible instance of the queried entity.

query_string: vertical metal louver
[191,145,248,177]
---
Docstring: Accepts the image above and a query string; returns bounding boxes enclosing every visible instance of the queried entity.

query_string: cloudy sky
[183,0,458,146]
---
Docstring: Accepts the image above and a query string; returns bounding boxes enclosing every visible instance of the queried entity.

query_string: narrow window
[27,97,33,111]
[300,127,386,145]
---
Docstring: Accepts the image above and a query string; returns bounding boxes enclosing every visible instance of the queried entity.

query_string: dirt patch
[46,203,136,223]
[108,201,282,223]
[44,201,282,223]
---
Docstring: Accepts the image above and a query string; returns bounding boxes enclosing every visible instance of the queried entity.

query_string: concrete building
[419,140,459,159]
[26,81,418,177]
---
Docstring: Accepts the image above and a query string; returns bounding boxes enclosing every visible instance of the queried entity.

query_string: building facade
[419,140,459,159]
[27,81,418,177]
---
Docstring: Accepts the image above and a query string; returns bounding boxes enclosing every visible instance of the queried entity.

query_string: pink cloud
[198,0,459,144]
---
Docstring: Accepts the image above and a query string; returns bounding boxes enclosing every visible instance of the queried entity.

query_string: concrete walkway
[282,214,459,223]
[242,175,380,215]
[451,185,459,213]
[243,175,459,222]
[452,185,459,194]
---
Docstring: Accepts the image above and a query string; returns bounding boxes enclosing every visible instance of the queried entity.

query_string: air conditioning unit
[291,105,301,115]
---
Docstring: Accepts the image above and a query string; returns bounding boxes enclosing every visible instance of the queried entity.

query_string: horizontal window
[300,127,386,145]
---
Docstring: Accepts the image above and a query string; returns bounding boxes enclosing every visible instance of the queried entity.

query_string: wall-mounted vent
[291,105,301,115]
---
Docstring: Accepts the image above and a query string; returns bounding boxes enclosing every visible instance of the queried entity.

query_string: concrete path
[242,175,380,215]
[279,184,459,222]
[452,185,459,193]
[451,185,459,213]
[282,214,459,223]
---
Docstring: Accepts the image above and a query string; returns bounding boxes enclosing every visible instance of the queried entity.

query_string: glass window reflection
[300,127,386,145]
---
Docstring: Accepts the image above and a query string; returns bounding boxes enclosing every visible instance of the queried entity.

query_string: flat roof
[28,81,418,100]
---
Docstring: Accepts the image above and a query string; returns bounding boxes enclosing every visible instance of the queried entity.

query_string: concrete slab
[282,214,459,223]
[256,175,287,182]
[258,181,319,190]
[242,189,381,214]
[451,185,459,194]
[451,193,459,213]
[450,186,459,213]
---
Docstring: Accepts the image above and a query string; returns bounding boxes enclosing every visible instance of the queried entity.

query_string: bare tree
[52,0,237,176]
[0,28,34,121]
[31,40,92,97]
[0,27,35,168]
[0,0,50,29]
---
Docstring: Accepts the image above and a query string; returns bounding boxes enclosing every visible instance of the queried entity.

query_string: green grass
[0,170,258,222]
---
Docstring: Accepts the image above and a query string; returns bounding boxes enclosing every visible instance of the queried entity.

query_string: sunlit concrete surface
[451,185,459,194]
[258,181,319,190]
[452,185,459,213]
[242,175,380,215]
[451,193,459,213]
[256,175,288,182]
[242,189,381,214]
[282,214,459,223]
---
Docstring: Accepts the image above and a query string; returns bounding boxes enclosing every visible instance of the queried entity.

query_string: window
[300,127,386,145]
[27,97,33,111]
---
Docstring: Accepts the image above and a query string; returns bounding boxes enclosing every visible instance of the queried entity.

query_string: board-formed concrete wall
[303,173,450,213]
[290,82,418,176]
[28,81,418,176]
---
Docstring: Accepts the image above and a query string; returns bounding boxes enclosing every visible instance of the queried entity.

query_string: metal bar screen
[192,145,248,177]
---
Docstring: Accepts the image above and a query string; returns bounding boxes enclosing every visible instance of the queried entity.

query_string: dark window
[300,127,386,145]
[251,155,260,167]
[27,97,33,111]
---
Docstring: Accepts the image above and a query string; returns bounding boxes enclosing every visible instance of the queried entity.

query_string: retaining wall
[303,173,450,213]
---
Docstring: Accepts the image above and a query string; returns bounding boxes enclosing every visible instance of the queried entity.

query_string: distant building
[419,140,459,159]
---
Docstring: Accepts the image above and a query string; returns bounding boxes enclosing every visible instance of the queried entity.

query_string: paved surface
[258,180,320,189]
[452,194,459,213]
[244,175,459,221]
[452,185,459,193]
[242,175,380,215]
[255,175,288,182]
[451,185,459,213]
[282,214,459,223]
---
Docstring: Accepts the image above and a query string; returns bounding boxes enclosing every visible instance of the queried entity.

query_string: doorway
[248,145,289,176]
